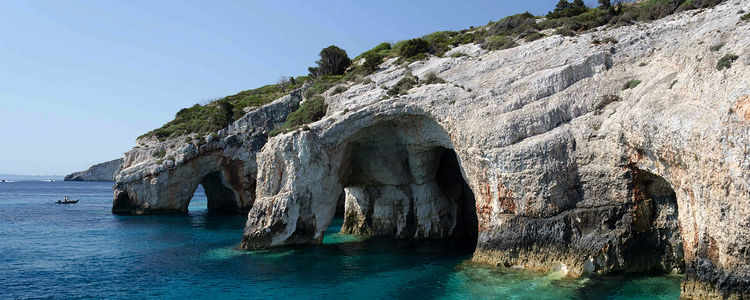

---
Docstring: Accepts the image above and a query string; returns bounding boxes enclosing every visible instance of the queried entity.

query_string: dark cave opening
[434,148,478,239]
[199,171,240,213]
[333,122,477,243]
[625,169,684,273]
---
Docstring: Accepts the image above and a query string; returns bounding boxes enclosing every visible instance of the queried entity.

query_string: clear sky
[0,0,597,175]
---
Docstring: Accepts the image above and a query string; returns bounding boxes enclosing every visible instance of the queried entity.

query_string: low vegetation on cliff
[268,96,327,137]
[139,79,306,141]
[716,54,740,70]
[138,0,726,142]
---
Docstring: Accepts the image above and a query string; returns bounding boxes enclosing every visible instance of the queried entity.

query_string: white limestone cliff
[114,2,750,298]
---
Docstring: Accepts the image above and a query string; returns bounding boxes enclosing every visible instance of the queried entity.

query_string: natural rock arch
[113,153,252,214]
[113,90,303,215]
[242,112,479,249]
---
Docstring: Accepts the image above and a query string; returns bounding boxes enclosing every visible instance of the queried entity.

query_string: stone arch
[242,112,479,249]
[113,153,252,214]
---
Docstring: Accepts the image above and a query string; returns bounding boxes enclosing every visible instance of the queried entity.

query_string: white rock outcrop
[114,2,750,298]
[241,2,750,298]
[65,158,123,181]
[112,90,303,214]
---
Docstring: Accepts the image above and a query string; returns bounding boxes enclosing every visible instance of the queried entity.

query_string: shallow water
[0,181,681,299]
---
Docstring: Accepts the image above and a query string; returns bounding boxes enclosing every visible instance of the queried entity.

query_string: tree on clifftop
[548,0,588,18]
[309,45,351,77]
[572,0,587,12]
[555,0,571,12]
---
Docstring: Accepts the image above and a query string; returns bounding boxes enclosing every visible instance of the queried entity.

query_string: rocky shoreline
[111,1,750,298]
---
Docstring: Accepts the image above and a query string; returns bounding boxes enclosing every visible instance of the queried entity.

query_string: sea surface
[0,181,682,299]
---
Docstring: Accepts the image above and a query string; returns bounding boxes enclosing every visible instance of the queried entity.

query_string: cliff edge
[64,158,123,182]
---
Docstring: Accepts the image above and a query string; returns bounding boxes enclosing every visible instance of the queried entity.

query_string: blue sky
[0,0,597,175]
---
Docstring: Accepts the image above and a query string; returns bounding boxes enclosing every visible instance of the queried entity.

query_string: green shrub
[450,52,469,58]
[716,54,739,70]
[421,72,446,85]
[387,75,418,96]
[624,0,680,22]
[537,18,566,30]
[331,85,348,95]
[448,30,483,46]
[370,42,393,54]
[742,12,750,21]
[355,42,393,61]
[304,75,343,99]
[540,6,611,31]
[607,0,723,25]
[525,32,546,42]
[564,7,613,31]
[285,96,327,128]
[486,12,537,36]
[422,31,456,56]
[623,79,642,90]
[396,38,430,58]
[361,52,384,74]
[268,128,283,137]
[483,36,518,51]
[555,28,577,37]
[709,43,725,52]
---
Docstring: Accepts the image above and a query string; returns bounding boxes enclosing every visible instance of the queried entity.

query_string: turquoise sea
[0,181,682,299]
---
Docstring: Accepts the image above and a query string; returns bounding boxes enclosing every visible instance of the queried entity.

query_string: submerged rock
[114,2,750,298]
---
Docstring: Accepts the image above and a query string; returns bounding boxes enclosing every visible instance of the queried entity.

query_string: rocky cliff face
[114,2,750,298]
[65,158,123,181]
[112,90,302,214]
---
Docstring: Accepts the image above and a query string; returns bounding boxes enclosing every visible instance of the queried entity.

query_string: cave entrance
[434,148,478,238]
[332,119,477,247]
[186,171,240,213]
[626,169,684,273]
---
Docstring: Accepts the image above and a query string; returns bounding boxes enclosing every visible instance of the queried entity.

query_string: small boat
[56,196,79,204]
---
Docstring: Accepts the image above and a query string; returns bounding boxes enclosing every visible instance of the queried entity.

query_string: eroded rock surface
[240,2,750,298]
[112,90,303,214]
[114,1,750,298]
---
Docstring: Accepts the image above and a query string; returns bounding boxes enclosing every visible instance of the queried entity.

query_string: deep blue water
[0,181,682,299]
